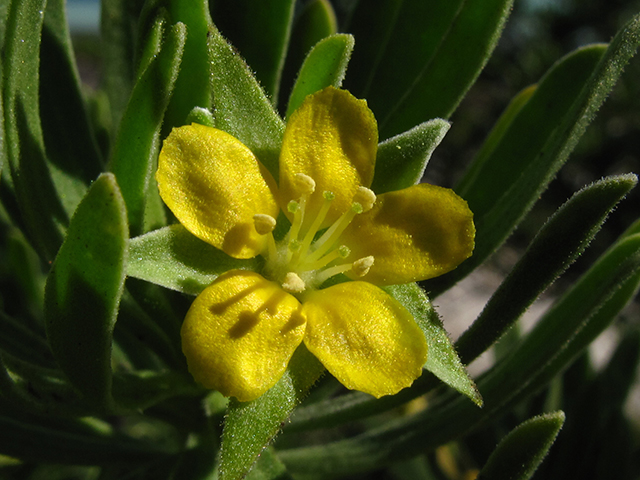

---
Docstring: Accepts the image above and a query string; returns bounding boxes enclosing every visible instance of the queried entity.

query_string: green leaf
[281,0,338,113]
[430,14,640,294]
[371,119,450,194]
[0,397,178,464]
[245,447,294,480]
[186,106,216,128]
[151,0,215,133]
[279,232,640,475]
[208,22,285,178]
[457,45,605,220]
[455,85,537,196]
[109,22,186,235]
[476,411,565,480]
[100,0,145,130]
[286,175,636,430]
[385,283,481,406]
[44,174,128,408]
[0,311,54,368]
[285,33,354,119]
[115,290,184,369]
[112,370,203,411]
[344,0,513,139]
[219,345,324,480]
[210,0,295,104]
[128,225,260,296]
[2,0,66,261]
[40,0,103,197]
[456,174,637,365]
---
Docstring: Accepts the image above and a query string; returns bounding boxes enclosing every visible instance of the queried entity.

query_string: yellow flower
[156,87,475,402]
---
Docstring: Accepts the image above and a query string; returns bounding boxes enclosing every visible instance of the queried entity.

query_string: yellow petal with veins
[181,270,306,402]
[341,183,475,285]
[302,281,427,398]
[279,87,377,230]
[157,123,279,259]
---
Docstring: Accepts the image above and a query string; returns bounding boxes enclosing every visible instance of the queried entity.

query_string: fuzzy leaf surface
[208,23,285,178]
[110,22,185,235]
[279,231,640,475]
[476,412,565,480]
[210,0,295,104]
[219,346,324,480]
[128,224,260,295]
[372,119,450,194]
[344,0,513,139]
[44,174,128,408]
[430,14,640,294]
[285,33,353,119]
[385,283,481,406]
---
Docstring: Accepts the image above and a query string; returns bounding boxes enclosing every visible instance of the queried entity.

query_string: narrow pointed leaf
[112,370,203,411]
[286,176,636,431]
[210,0,295,104]
[344,0,513,139]
[244,447,294,480]
[219,346,324,480]
[208,23,285,178]
[44,174,128,408]
[429,14,640,294]
[110,22,185,235]
[385,283,481,406]
[456,174,637,364]
[0,397,178,464]
[476,412,565,480]
[2,0,66,260]
[285,33,354,119]
[40,0,103,200]
[279,232,640,475]
[128,225,260,295]
[100,0,144,130]
[0,311,54,368]
[281,0,338,113]
[155,0,215,133]
[372,119,450,194]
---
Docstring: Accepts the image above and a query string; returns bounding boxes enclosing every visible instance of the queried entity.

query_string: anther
[253,214,277,235]
[294,173,316,195]
[352,256,374,277]
[353,186,376,212]
[282,272,306,293]
[253,214,277,261]
[288,200,299,214]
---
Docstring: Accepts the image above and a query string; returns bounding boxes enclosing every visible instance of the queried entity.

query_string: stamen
[289,239,301,252]
[352,256,374,277]
[314,255,374,285]
[282,272,306,293]
[353,187,376,212]
[301,245,351,271]
[253,214,276,235]
[287,198,306,261]
[305,202,362,264]
[297,190,335,262]
[253,214,277,261]
[294,173,316,196]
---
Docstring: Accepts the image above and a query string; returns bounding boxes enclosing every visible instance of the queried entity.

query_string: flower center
[253,173,375,298]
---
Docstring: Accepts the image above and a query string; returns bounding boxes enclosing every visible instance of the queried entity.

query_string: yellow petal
[181,270,306,402]
[302,281,427,398]
[279,87,377,229]
[341,183,475,285]
[157,124,279,259]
